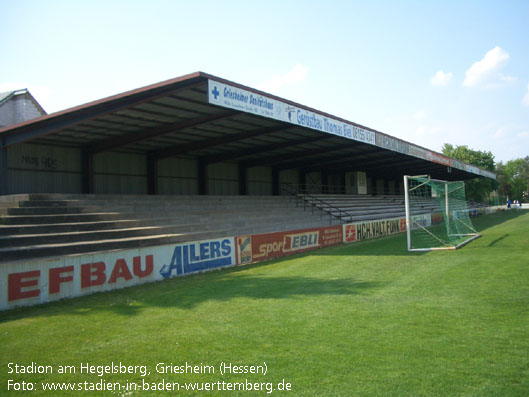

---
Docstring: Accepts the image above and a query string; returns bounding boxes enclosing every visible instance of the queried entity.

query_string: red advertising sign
[237,226,342,264]
[432,212,444,224]
[344,224,357,243]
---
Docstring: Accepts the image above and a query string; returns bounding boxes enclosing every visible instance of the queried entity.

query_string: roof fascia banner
[207,79,495,180]
[208,80,376,145]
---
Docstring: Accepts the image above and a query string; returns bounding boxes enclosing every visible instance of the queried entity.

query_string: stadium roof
[0,72,495,182]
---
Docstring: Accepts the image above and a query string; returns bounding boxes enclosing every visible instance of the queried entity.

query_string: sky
[1,0,528,164]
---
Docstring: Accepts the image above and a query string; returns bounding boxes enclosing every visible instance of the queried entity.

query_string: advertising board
[410,213,432,229]
[208,79,376,146]
[343,217,406,243]
[207,79,494,180]
[0,237,236,310]
[236,226,342,265]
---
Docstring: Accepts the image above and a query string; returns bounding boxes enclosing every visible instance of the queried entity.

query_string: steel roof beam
[1,78,207,147]
[297,149,434,174]
[86,110,237,154]
[275,145,387,171]
[244,141,347,168]
[151,124,293,160]
[363,158,442,173]
[202,135,332,165]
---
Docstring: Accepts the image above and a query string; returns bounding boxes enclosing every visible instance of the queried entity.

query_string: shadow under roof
[0,71,495,182]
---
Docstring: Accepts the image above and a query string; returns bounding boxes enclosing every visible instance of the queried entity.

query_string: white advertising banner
[343,216,407,243]
[0,237,236,311]
[208,79,376,146]
[410,213,432,229]
[207,79,495,180]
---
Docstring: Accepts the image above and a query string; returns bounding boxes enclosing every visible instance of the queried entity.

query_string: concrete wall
[388,180,396,195]
[93,152,147,194]
[7,143,82,194]
[4,143,407,197]
[247,166,272,195]
[376,179,385,195]
[306,171,322,192]
[157,157,198,195]
[208,162,238,195]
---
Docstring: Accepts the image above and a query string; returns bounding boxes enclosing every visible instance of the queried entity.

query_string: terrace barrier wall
[1,207,503,310]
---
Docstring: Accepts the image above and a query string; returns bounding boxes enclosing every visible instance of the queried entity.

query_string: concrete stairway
[299,194,439,223]
[0,194,337,262]
[297,194,403,223]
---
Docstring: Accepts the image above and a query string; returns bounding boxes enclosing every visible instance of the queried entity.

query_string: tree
[441,144,498,202]
[496,157,529,202]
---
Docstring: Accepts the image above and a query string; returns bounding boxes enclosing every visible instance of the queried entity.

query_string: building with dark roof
[0,72,495,196]
[0,89,47,129]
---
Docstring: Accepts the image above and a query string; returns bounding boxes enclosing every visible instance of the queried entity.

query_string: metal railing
[280,183,405,197]
[281,183,355,224]
[294,184,347,195]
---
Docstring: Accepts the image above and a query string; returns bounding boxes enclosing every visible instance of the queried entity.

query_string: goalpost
[404,175,481,251]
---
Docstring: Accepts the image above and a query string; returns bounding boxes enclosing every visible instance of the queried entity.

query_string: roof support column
[147,155,158,195]
[238,163,247,195]
[272,167,279,196]
[321,168,329,194]
[198,159,207,195]
[81,150,94,194]
[0,143,7,195]
[370,176,376,196]
[298,169,306,193]
[340,171,346,194]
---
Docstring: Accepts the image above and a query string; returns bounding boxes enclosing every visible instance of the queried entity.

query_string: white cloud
[431,70,453,86]
[257,64,308,93]
[463,46,514,88]
[522,83,529,107]
[500,74,516,84]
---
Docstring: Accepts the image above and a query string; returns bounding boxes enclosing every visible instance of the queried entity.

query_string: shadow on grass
[473,209,528,232]
[0,266,381,320]
[313,211,529,257]
[488,233,510,246]
[311,233,426,257]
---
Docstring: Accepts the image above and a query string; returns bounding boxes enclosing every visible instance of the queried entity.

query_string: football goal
[404,175,481,251]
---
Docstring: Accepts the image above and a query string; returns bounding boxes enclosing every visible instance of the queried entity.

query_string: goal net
[404,175,481,251]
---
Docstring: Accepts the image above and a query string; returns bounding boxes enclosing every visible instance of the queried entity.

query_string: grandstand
[281,182,443,223]
[293,192,408,223]
[0,187,476,261]
[0,72,497,309]
[0,193,337,262]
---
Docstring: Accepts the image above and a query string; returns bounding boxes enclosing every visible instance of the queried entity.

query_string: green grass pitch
[2,210,529,396]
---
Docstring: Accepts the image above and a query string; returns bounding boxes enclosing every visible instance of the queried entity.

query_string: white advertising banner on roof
[207,79,495,180]
[208,79,376,146]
